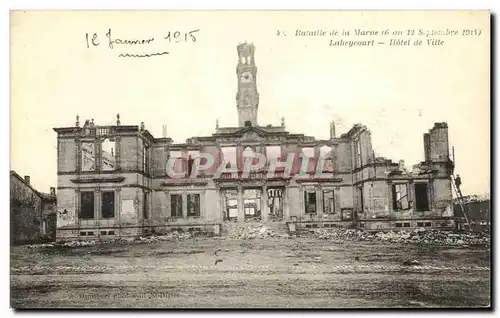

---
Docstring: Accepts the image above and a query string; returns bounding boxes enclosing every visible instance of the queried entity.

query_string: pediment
[234,126,268,140]
[241,131,261,141]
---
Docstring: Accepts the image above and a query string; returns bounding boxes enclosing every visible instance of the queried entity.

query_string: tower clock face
[240,72,253,83]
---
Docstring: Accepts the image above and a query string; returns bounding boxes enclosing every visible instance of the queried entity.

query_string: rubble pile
[310,228,373,242]
[229,223,280,239]
[306,228,490,247]
[23,228,489,249]
[135,231,193,243]
[26,240,97,249]
[25,231,195,249]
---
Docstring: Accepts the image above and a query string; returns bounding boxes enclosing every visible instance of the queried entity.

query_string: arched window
[301,147,315,158]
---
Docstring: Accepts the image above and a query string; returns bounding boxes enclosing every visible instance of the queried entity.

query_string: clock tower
[236,42,259,127]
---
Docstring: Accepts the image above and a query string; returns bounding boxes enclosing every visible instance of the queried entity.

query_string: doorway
[223,189,238,221]
[243,189,262,221]
[268,187,284,221]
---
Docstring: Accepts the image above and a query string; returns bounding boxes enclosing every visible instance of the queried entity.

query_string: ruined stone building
[10,171,57,244]
[53,43,456,241]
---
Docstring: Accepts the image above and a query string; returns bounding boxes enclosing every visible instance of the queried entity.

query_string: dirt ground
[10,238,491,308]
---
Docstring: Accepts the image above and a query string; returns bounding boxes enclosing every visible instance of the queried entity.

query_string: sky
[10,10,490,197]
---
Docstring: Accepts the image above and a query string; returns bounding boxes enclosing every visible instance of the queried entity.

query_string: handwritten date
[85,28,200,49]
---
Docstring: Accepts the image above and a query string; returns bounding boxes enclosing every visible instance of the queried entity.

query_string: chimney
[50,187,56,196]
[162,125,167,138]
[24,175,30,185]
[330,121,336,139]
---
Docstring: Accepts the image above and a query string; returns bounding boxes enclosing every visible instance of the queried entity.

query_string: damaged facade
[53,43,455,241]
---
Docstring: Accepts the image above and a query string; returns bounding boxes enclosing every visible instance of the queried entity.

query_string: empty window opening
[355,139,362,167]
[424,222,432,227]
[417,222,424,227]
[80,192,95,219]
[87,231,94,236]
[395,223,403,228]
[304,191,317,214]
[187,193,201,217]
[171,194,183,218]
[301,147,315,158]
[415,183,430,211]
[357,186,364,213]
[221,147,237,169]
[266,146,282,165]
[242,146,260,167]
[268,187,284,221]
[319,146,334,172]
[81,142,96,171]
[101,138,116,171]
[323,190,335,214]
[319,146,332,159]
[101,191,115,219]
[299,147,315,174]
[143,191,149,219]
[187,150,200,177]
[392,183,409,211]
[359,223,365,228]
[80,231,87,236]
[168,151,183,175]
[403,223,411,228]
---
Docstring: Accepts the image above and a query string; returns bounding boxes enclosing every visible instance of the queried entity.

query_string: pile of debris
[229,223,279,239]
[306,228,490,247]
[26,240,97,249]
[135,231,193,243]
[25,231,196,249]
[309,228,373,242]
[373,229,490,246]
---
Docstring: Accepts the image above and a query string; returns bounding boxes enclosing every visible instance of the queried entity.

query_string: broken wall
[119,136,140,171]
[427,122,450,162]
[10,176,43,244]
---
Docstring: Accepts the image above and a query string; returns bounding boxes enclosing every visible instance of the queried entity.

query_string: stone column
[182,190,188,220]
[316,186,324,219]
[298,184,305,220]
[284,186,290,221]
[116,189,121,225]
[236,144,243,172]
[217,187,224,222]
[335,187,341,218]
[95,189,101,223]
[164,190,170,219]
[115,137,121,171]
[75,189,81,228]
[261,185,268,222]
[181,148,189,177]
[237,183,244,223]
[387,182,393,213]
